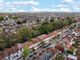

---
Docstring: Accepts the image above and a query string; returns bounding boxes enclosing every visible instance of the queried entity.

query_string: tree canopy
[38,19,72,34]
[23,46,30,58]
[0,16,4,21]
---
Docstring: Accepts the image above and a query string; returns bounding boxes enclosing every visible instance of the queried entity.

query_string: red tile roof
[0,28,62,59]
[55,43,64,52]
[0,45,19,59]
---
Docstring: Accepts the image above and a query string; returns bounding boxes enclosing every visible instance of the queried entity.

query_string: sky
[0,0,80,12]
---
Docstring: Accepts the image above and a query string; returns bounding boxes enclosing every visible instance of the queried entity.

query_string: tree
[37,19,40,24]
[42,21,49,25]
[0,27,3,32]
[38,25,48,34]
[65,17,73,25]
[51,21,63,30]
[16,21,22,24]
[62,21,68,26]
[38,20,70,34]
[23,46,30,59]
[11,16,18,19]
[40,41,45,47]
[19,27,32,41]
[31,30,40,38]
[0,32,18,50]
[38,23,53,34]
[50,17,54,22]
[14,31,23,43]
[67,47,75,54]
[55,53,64,60]
[0,16,4,21]
[22,19,27,23]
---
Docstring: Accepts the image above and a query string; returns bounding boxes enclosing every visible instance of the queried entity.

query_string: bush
[67,47,75,54]
[0,16,4,21]
[55,54,64,60]
[23,46,30,58]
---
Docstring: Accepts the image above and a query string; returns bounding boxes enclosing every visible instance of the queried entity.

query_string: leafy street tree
[0,32,18,51]
[16,21,22,24]
[42,21,49,25]
[19,27,32,41]
[67,47,75,54]
[55,53,65,60]
[0,27,3,32]
[23,46,30,60]
[14,31,23,43]
[66,17,73,25]
[38,25,49,34]
[38,20,69,34]
[40,41,46,47]
[38,23,53,34]
[11,16,18,19]
[50,17,54,22]
[0,16,4,21]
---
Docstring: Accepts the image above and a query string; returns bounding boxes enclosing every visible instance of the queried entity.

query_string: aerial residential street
[0,12,80,60]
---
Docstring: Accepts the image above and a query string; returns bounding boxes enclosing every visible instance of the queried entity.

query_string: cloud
[59,8,71,12]
[5,0,39,8]
[31,7,53,12]
[11,8,17,10]
[2,9,26,12]
[0,0,80,12]
[31,7,72,12]
[54,4,69,8]
[0,0,4,3]
[12,0,39,6]
[62,0,74,3]
[51,0,80,12]
[0,0,39,12]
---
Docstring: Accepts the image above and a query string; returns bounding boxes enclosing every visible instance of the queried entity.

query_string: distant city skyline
[0,0,80,12]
